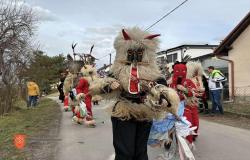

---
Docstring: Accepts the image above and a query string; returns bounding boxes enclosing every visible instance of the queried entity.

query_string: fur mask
[80,64,97,80]
[186,61,204,79]
[111,27,162,93]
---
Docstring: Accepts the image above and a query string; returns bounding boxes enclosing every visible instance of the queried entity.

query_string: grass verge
[0,98,61,160]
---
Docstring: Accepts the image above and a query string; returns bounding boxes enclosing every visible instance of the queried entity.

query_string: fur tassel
[110,101,162,121]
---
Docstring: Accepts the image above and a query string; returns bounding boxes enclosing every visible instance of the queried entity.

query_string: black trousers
[111,117,152,160]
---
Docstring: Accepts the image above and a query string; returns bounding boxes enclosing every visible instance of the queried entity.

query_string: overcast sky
[23,0,250,68]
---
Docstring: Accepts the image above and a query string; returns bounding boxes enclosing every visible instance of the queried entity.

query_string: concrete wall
[228,25,250,97]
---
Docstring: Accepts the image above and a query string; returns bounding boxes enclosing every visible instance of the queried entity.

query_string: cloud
[84,25,123,36]
[26,0,250,69]
[33,6,58,22]
[55,25,121,55]
[2,0,58,22]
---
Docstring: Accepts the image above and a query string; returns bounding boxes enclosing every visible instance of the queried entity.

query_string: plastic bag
[79,101,87,117]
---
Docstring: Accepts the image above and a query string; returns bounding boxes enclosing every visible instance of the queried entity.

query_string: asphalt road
[54,99,250,160]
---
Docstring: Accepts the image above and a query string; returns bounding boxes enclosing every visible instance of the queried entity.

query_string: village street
[51,97,250,160]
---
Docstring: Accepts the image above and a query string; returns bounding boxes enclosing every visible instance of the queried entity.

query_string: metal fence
[235,86,250,96]
[234,86,250,102]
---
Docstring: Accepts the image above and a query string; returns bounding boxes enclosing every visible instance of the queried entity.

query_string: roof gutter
[215,55,235,101]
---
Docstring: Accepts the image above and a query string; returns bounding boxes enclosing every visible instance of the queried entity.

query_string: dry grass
[0,98,61,160]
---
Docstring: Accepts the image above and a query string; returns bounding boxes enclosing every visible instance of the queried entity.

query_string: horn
[144,34,161,40]
[72,43,77,60]
[122,29,131,40]
[90,45,94,55]
[72,43,77,52]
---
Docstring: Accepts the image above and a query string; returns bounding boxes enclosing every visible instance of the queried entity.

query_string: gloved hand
[110,81,120,90]
[177,85,187,92]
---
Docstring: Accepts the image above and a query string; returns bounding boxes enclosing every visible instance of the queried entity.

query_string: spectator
[199,75,209,114]
[208,66,227,115]
[27,79,40,108]
[57,77,65,103]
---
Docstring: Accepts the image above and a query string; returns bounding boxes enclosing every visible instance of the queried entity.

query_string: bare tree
[0,0,38,115]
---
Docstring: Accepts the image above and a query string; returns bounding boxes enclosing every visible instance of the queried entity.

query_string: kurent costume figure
[79,64,102,107]
[186,61,205,141]
[89,27,180,160]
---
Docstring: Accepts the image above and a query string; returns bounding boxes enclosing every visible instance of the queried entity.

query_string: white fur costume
[186,61,205,94]
[90,27,180,121]
[80,65,102,102]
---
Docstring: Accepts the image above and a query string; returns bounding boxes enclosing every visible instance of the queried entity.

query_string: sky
[19,0,250,68]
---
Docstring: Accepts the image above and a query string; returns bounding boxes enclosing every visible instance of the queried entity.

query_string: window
[173,53,177,62]
[157,56,165,65]
[166,53,178,63]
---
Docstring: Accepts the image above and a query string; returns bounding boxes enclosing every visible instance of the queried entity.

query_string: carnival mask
[126,48,144,63]
[173,63,187,84]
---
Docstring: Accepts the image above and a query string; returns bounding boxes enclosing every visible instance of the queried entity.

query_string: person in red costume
[169,61,198,147]
[76,76,93,121]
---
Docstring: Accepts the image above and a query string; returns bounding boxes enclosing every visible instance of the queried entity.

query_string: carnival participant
[186,61,205,140]
[89,27,180,160]
[75,65,97,126]
[169,61,198,147]
[63,71,75,113]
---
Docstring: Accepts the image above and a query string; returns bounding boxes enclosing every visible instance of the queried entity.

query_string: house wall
[228,25,250,98]
[184,48,215,59]
[157,47,216,72]
[163,48,215,62]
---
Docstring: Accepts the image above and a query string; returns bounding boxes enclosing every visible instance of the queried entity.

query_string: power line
[97,54,110,60]
[97,51,115,60]
[145,0,189,31]
[96,0,189,67]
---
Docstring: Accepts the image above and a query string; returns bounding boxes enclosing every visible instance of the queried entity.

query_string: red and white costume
[169,62,198,144]
[76,78,93,121]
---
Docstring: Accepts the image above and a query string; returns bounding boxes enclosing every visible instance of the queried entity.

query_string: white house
[157,44,218,68]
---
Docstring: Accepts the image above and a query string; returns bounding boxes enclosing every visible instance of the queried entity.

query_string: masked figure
[89,27,180,160]
[168,61,199,147]
[186,61,205,140]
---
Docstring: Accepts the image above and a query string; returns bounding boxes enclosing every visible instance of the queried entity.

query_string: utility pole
[109,53,111,65]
